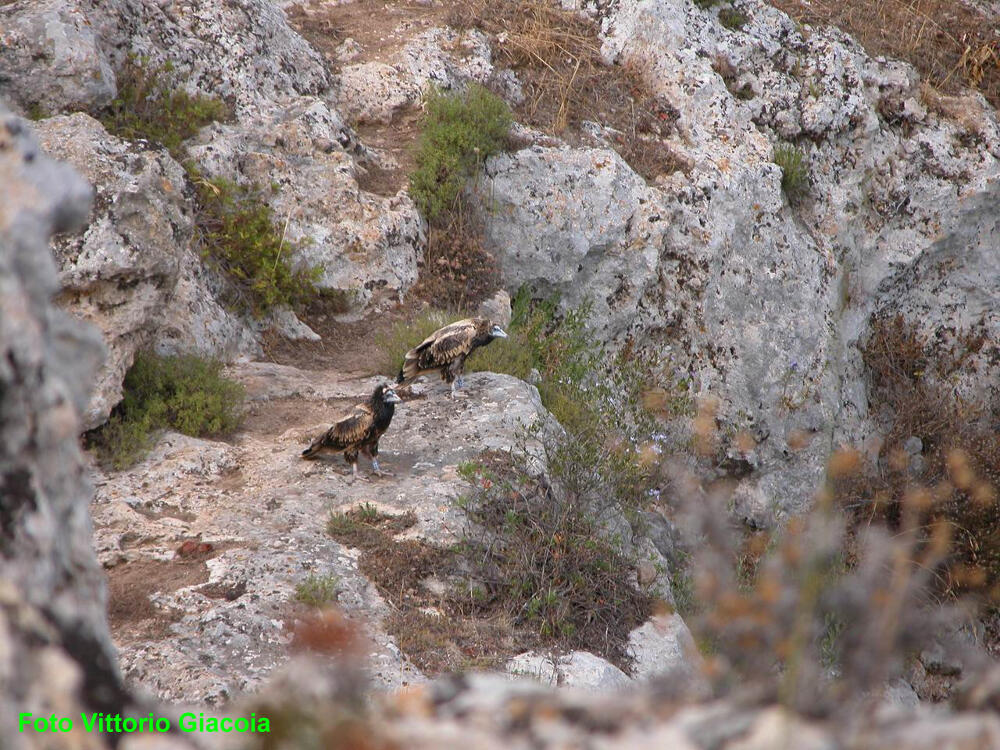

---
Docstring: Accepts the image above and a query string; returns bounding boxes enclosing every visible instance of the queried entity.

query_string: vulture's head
[375,384,402,404]
[488,323,508,340]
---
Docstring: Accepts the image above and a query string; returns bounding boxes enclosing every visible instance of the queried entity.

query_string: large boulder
[0,0,117,116]
[85,0,330,118]
[34,113,257,430]
[479,146,665,342]
[560,0,1000,522]
[0,101,133,749]
[187,98,424,311]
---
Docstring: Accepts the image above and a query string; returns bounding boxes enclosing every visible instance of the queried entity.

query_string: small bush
[88,352,245,469]
[718,7,748,30]
[773,143,809,202]
[671,439,967,715]
[409,84,513,224]
[456,452,652,668]
[836,315,1000,603]
[294,574,340,608]
[190,170,322,317]
[99,55,228,158]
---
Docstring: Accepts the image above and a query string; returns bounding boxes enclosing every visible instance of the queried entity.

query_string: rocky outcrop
[487,0,1000,523]
[90,369,556,702]
[478,147,665,342]
[0,0,117,116]
[87,0,330,118]
[35,113,258,430]
[186,98,424,310]
[0,101,132,748]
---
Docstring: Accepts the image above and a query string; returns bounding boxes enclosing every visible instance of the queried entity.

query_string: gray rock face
[628,612,706,690]
[87,0,330,118]
[0,0,117,115]
[479,146,664,342]
[187,98,424,310]
[507,651,631,690]
[0,101,131,747]
[545,0,1000,522]
[35,113,258,430]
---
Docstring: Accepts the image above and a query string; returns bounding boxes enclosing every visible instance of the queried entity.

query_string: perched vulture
[396,317,508,396]
[301,384,401,476]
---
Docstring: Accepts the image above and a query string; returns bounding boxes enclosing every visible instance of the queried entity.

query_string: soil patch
[107,558,211,643]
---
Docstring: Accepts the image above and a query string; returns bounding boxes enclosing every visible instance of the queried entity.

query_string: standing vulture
[301,384,401,476]
[396,317,508,396]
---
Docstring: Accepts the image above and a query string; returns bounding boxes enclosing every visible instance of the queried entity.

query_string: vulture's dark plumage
[301,384,401,476]
[396,317,508,396]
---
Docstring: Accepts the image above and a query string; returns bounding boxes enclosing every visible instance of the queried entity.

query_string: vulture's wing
[425,320,476,366]
[320,403,375,450]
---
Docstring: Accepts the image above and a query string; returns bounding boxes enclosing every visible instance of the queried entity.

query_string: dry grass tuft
[409,211,503,310]
[769,0,1000,110]
[834,315,1000,603]
[454,0,684,180]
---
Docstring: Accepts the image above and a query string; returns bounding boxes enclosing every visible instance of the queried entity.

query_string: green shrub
[99,55,228,159]
[88,352,245,469]
[456,452,652,668]
[718,7,748,29]
[294,574,340,608]
[409,84,512,223]
[190,171,322,317]
[773,143,810,202]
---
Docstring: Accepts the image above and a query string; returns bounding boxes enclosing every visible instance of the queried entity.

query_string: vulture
[301,384,401,476]
[396,317,508,396]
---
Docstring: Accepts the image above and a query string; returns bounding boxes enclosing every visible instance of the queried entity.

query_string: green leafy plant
[294,574,340,608]
[99,55,228,158]
[718,6,748,29]
[773,143,810,202]
[456,451,652,667]
[88,352,245,469]
[409,84,513,223]
[190,170,322,317]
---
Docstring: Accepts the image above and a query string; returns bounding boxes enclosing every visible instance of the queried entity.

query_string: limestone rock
[186,98,424,311]
[628,613,706,693]
[86,0,330,118]
[0,0,117,116]
[507,651,631,690]
[34,113,257,430]
[0,100,132,749]
[478,146,663,342]
[91,370,553,701]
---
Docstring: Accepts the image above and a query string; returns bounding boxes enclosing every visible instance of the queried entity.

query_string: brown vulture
[396,317,508,396]
[301,384,401,476]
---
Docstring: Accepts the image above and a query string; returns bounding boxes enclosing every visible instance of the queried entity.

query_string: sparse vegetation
[409,84,513,224]
[294,574,340,608]
[189,170,322,317]
[673,439,965,714]
[87,352,245,469]
[450,0,683,180]
[834,315,1000,603]
[769,0,1000,110]
[455,451,653,667]
[409,213,503,309]
[718,7,748,30]
[773,143,809,202]
[98,55,228,159]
